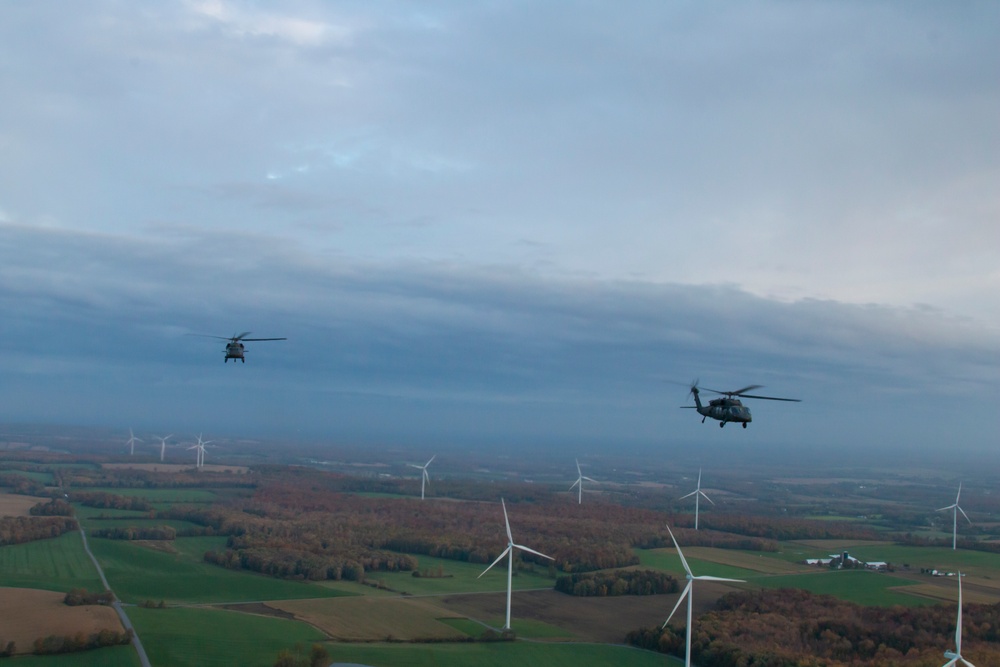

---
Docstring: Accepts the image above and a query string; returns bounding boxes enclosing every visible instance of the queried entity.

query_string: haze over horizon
[1,2,998,455]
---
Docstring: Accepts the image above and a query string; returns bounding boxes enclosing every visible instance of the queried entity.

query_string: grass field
[88,536,352,604]
[6,645,141,666]
[271,596,469,641]
[636,548,759,580]
[367,553,556,596]
[680,547,814,574]
[128,605,326,667]
[756,569,936,607]
[321,641,680,666]
[0,533,104,592]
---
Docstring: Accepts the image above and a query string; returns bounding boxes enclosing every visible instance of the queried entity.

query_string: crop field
[0,587,124,655]
[0,491,43,517]
[369,553,556,596]
[835,544,1000,575]
[128,605,326,667]
[323,640,681,666]
[0,533,104,592]
[270,596,470,640]
[756,569,936,607]
[88,536,350,604]
[436,587,696,644]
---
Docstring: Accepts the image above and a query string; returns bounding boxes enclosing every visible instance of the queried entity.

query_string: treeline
[0,516,76,546]
[91,526,176,540]
[555,569,678,597]
[0,473,48,497]
[627,588,1000,666]
[72,492,152,512]
[33,630,131,655]
[60,466,254,491]
[898,532,1000,555]
[682,514,881,542]
[30,499,73,516]
[64,588,114,606]
[204,546,416,581]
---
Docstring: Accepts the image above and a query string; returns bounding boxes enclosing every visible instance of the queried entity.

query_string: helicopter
[684,383,800,428]
[197,332,287,363]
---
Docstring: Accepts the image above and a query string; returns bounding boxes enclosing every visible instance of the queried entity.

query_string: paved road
[77,521,153,667]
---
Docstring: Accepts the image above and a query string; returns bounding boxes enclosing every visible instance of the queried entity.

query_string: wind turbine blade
[513,543,554,561]
[661,582,691,628]
[666,525,693,577]
[425,455,435,467]
[501,499,513,544]
[407,464,422,469]
[694,575,745,583]
[958,506,972,524]
[679,490,698,500]
[570,479,580,491]
[700,490,716,505]
[423,469,430,484]
[938,504,957,512]
[478,546,511,578]
[575,459,582,476]
[582,476,597,483]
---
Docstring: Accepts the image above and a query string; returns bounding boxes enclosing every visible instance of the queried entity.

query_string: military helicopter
[197,332,286,363]
[684,382,799,428]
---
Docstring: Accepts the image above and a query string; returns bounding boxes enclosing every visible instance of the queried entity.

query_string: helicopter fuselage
[698,397,751,427]
[224,342,246,362]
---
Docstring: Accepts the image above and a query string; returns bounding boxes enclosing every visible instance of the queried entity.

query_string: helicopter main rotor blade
[239,337,287,342]
[232,331,253,341]
[188,334,237,341]
[730,385,764,396]
[738,393,801,402]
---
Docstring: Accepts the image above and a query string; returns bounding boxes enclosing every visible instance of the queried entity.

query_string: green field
[128,606,325,667]
[0,532,104,592]
[367,553,556,596]
[757,569,934,607]
[323,641,680,666]
[636,548,759,581]
[88,536,351,604]
[5,645,141,667]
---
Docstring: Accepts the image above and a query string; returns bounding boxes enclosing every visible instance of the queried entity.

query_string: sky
[1,1,998,456]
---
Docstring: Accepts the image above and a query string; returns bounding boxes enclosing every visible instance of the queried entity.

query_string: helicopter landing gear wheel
[742,422,747,429]
[719,422,725,428]
[241,358,245,363]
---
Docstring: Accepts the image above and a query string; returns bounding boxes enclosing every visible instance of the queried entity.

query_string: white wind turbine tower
[943,572,976,666]
[663,524,744,667]
[478,499,554,631]
[569,459,597,505]
[679,469,714,530]
[126,428,143,456]
[187,434,212,468]
[153,435,173,462]
[408,455,435,500]
[937,483,972,550]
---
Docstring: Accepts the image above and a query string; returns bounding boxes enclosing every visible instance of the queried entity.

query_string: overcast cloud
[1,2,997,454]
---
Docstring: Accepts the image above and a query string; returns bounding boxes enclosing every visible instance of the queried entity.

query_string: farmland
[2,441,1000,666]
[0,588,124,655]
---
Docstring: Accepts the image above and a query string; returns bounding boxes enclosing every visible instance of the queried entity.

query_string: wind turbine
[679,469,714,530]
[478,499,554,631]
[408,455,435,500]
[187,434,212,468]
[662,524,744,667]
[943,572,976,666]
[937,483,972,550]
[153,434,173,462]
[126,428,143,456]
[569,459,597,504]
